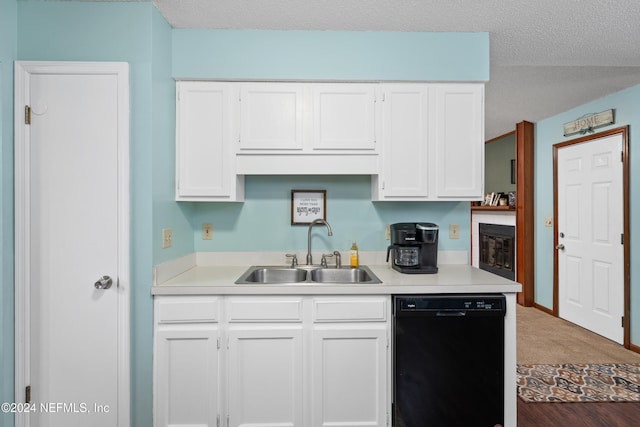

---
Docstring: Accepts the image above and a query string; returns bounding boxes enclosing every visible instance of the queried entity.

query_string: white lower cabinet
[311,327,388,427]
[227,327,304,427]
[154,297,221,427]
[225,296,305,427]
[154,295,391,427]
[311,297,389,427]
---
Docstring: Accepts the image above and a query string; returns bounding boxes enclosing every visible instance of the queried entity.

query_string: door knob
[94,275,113,289]
[556,244,565,250]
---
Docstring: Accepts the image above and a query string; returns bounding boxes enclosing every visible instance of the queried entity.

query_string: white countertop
[152,263,522,296]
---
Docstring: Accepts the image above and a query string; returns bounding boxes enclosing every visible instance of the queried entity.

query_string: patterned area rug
[517,363,640,402]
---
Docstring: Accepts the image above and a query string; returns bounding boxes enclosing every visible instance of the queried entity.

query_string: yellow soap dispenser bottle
[350,242,359,268]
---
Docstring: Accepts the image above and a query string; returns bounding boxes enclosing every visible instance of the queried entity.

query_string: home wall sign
[563,109,614,136]
[291,190,326,225]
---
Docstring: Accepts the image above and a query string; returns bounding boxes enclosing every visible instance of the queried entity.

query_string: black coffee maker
[386,223,439,274]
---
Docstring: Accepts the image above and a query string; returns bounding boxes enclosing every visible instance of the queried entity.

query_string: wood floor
[517,400,640,426]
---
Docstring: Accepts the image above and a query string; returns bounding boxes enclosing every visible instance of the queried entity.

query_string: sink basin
[236,267,307,284]
[235,265,382,284]
[310,266,381,284]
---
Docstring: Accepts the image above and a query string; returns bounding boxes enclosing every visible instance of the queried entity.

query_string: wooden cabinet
[434,84,484,199]
[175,81,244,201]
[234,82,379,175]
[372,83,484,201]
[225,297,304,427]
[312,83,377,151]
[154,295,391,427]
[238,83,304,151]
[374,84,432,199]
[154,297,221,427]
[310,297,389,427]
[175,80,483,200]
[237,82,377,153]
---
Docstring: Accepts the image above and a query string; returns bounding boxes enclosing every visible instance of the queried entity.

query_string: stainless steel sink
[310,266,381,284]
[235,267,308,284]
[235,265,382,284]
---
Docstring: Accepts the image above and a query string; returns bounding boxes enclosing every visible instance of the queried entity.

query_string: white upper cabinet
[234,82,379,175]
[373,83,484,201]
[236,82,377,153]
[434,84,484,199]
[312,83,377,151]
[175,81,483,200]
[175,81,244,201]
[238,83,304,150]
[374,84,431,199]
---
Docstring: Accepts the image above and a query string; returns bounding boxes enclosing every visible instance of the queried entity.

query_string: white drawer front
[156,297,220,323]
[313,297,388,322]
[227,297,304,322]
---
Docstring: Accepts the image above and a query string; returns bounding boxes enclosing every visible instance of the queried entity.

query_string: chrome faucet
[307,218,333,265]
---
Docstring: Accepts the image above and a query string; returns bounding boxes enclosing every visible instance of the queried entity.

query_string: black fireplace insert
[479,223,515,280]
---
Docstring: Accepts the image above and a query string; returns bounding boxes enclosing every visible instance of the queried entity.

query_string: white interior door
[14,62,129,427]
[556,133,624,343]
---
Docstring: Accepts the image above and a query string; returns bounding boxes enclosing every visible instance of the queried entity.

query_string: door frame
[552,126,630,348]
[13,61,130,426]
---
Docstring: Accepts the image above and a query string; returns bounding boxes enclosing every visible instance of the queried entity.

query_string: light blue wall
[15,2,190,426]
[1,1,18,424]
[173,29,489,81]
[174,29,489,258]
[151,11,194,265]
[7,5,489,427]
[189,176,470,255]
[534,84,640,343]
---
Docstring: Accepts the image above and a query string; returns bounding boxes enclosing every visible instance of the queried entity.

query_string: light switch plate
[162,228,172,249]
[202,223,213,240]
[544,217,553,227]
[449,224,460,239]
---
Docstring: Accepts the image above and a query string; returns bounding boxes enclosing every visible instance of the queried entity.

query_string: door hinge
[621,233,624,244]
[217,337,220,350]
[622,316,624,327]
[25,105,31,125]
[621,151,624,162]
[25,385,31,403]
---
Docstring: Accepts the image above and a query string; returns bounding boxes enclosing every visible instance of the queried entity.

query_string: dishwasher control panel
[394,294,506,315]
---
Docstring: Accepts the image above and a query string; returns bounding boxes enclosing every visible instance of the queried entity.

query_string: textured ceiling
[141,1,640,138]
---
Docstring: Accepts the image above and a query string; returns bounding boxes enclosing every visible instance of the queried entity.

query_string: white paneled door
[14,62,129,427]
[556,132,625,344]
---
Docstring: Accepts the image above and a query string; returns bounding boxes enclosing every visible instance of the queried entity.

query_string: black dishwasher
[393,295,505,427]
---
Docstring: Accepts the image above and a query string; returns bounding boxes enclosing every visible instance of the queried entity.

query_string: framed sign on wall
[291,190,326,225]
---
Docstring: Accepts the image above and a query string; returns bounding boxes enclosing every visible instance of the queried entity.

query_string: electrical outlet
[544,217,553,227]
[449,224,460,239]
[162,228,172,249]
[202,223,213,240]
[385,224,391,240]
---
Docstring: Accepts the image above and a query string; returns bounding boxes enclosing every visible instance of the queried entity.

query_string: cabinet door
[239,83,304,150]
[155,326,219,427]
[434,84,484,199]
[313,83,376,150]
[377,85,431,198]
[226,327,304,427]
[311,326,388,427]
[176,81,242,200]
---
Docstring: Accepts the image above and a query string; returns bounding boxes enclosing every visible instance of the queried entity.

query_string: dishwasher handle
[435,311,466,317]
